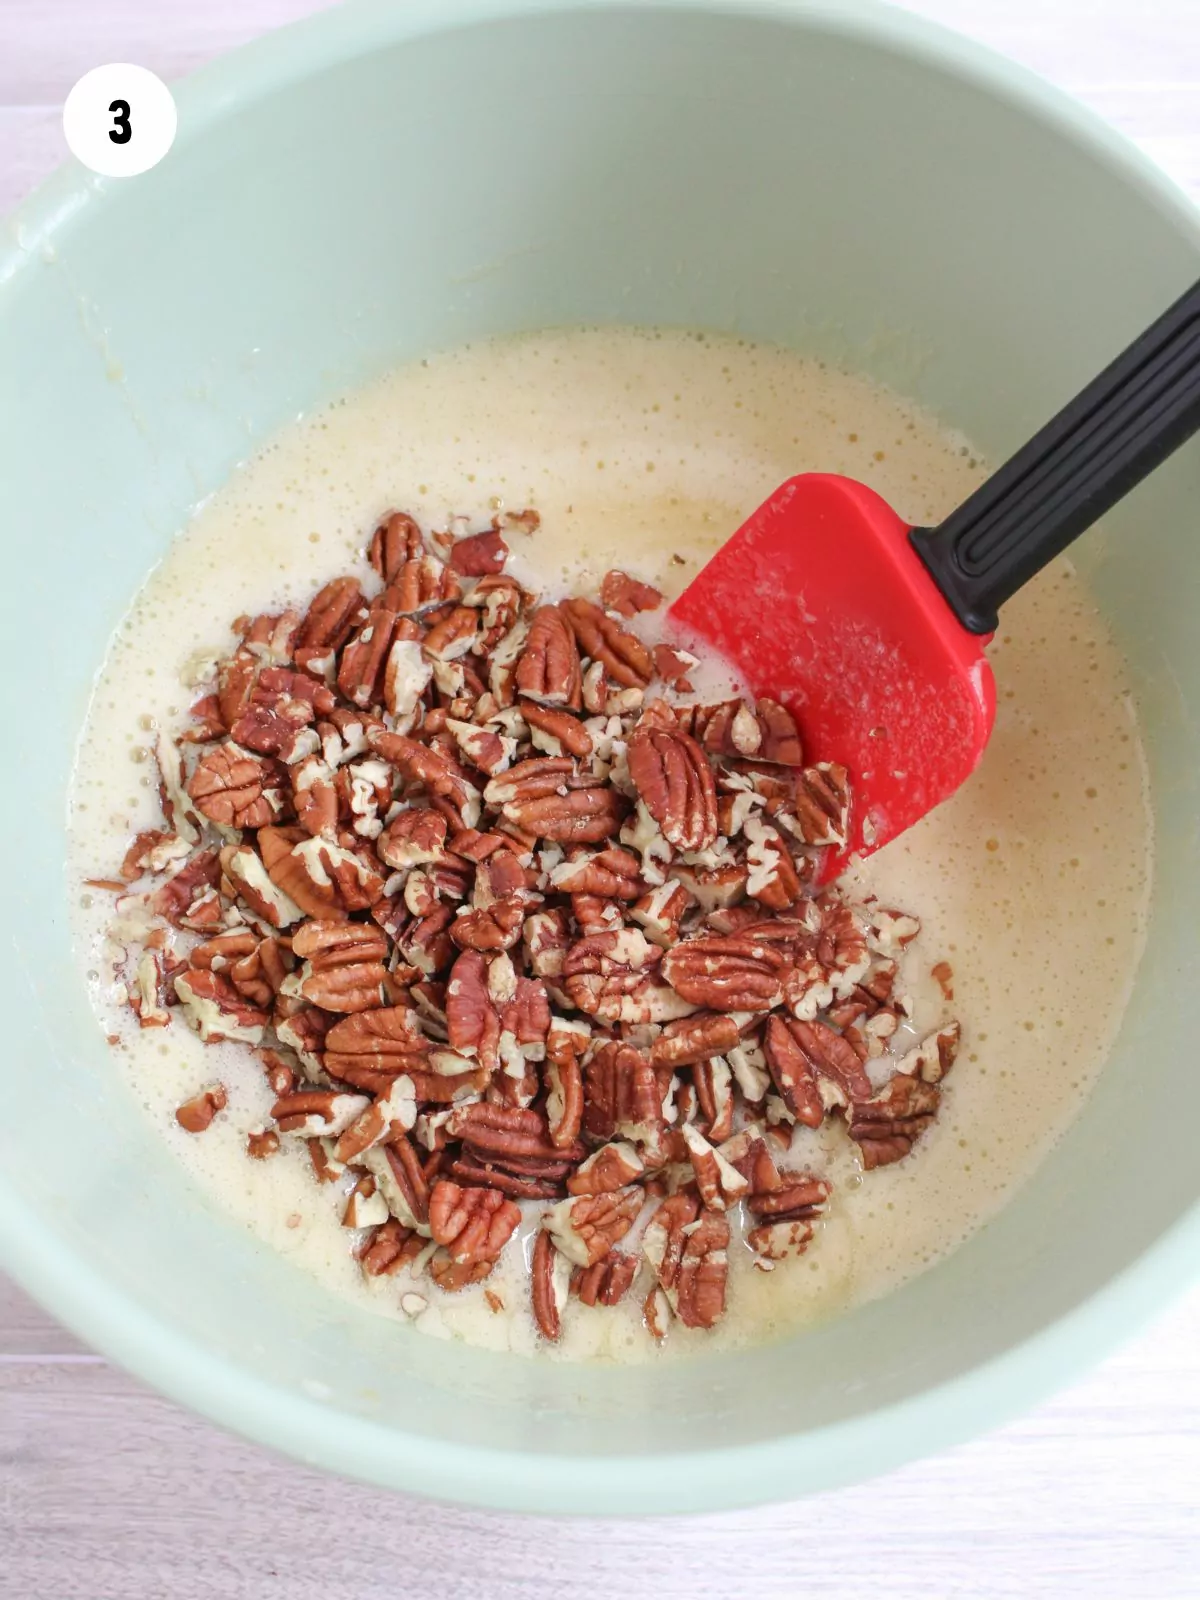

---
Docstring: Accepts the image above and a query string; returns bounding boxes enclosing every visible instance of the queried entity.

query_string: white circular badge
[63,64,177,178]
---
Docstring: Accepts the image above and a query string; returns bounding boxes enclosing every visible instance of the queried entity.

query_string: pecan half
[188,742,285,829]
[291,920,391,1012]
[428,1179,521,1265]
[791,763,851,846]
[661,933,789,1012]
[562,598,653,688]
[519,699,593,758]
[297,577,365,651]
[515,605,583,709]
[545,1017,589,1148]
[369,510,424,582]
[627,701,717,851]
[583,1040,662,1145]
[548,846,644,899]
[322,1006,429,1082]
[650,1012,739,1069]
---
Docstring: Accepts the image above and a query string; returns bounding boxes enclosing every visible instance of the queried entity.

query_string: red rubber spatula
[670,278,1200,878]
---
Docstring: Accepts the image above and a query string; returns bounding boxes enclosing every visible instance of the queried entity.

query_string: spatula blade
[668,474,995,874]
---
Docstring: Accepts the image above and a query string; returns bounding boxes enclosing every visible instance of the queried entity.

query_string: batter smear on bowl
[70,329,1151,1362]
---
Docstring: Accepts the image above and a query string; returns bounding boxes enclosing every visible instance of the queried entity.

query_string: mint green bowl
[2,0,1198,1513]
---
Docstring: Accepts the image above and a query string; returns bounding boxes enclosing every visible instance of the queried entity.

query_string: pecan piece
[641,1194,729,1330]
[680,1124,748,1211]
[337,607,398,707]
[428,1179,521,1265]
[362,1137,433,1231]
[600,569,663,618]
[503,785,625,845]
[377,807,448,871]
[743,813,802,910]
[542,1188,643,1267]
[270,1088,370,1136]
[174,969,268,1045]
[627,700,717,851]
[567,1141,645,1195]
[562,597,653,688]
[848,1075,943,1170]
[188,742,285,829]
[514,605,582,709]
[896,1021,961,1083]
[544,1017,589,1148]
[175,1084,227,1133]
[531,1227,571,1341]
[661,933,789,1012]
[573,1251,638,1307]
[519,699,593,759]
[447,526,510,577]
[358,1218,424,1277]
[650,1012,739,1069]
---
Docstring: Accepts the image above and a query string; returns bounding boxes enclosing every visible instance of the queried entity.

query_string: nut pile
[108,508,960,1343]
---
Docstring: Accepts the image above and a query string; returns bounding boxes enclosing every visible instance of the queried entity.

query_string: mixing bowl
[2,0,1198,1514]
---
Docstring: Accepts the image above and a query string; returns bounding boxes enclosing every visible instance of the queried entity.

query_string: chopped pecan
[450,897,525,953]
[661,933,789,1012]
[369,729,481,831]
[545,1017,589,1148]
[337,607,398,708]
[175,1084,227,1133]
[246,1128,281,1160]
[515,605,582,709]
[466,574,524,652]
[270,1088,370,1136]
[428,1179,521,1265]
[600,570,663,617]
[573,1252,638,1307]
[531,1227,571,1340]
[377,807,448,872]
[630,880,690,948]
[694,1054,735,1142]
[650,1012,739,1069]
[447,525,510,577]
[358,1218,424,1277]
[652,643,696,691]
[896,1021,961,1083]
[519,699,592,759]
[524,907,572,978]
[549,846,644,899]
[641,1194,729,1330]
[562,597,653,688]
[680,1124,748,1210]
[848,1075,943,1169]
[543,1187,643,1267]
[563,929,689,1025]
[290,921,391,1012]
[743,813,802,910]
[627,700,717,851]
[174,968,268,1045]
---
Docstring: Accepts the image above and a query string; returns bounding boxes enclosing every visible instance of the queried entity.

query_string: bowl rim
[3,0,1200,1515]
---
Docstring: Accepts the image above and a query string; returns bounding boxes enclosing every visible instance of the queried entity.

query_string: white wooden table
[2,3,1198,1594]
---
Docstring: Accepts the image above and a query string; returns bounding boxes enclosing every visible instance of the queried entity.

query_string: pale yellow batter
[67,328,1152,1362]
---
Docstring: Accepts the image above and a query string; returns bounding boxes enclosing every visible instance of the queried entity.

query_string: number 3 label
[63,65,177,177]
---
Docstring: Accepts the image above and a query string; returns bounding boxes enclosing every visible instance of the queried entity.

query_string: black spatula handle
[911,277,1200,635]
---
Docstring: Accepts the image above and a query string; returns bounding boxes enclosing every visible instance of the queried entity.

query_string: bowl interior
[2,0,1199,1512]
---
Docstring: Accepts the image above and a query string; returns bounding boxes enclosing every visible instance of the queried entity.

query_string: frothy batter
[67,328,1152,1362]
